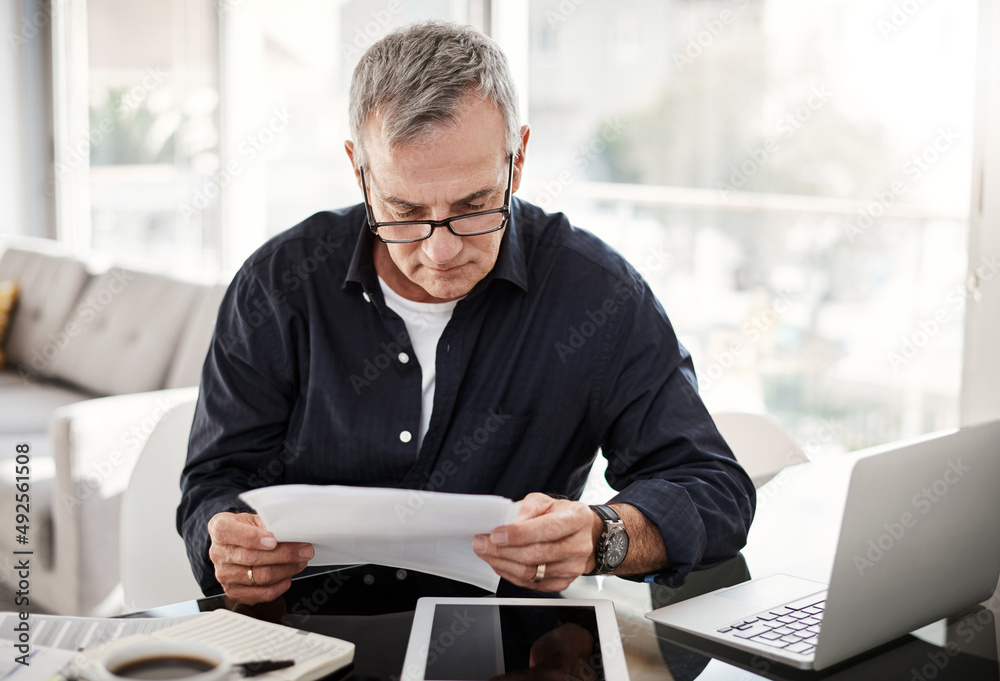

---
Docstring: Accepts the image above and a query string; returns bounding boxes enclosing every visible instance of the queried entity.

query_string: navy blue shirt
[177,198,755,595]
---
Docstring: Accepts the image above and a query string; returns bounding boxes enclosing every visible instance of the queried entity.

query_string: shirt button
[362,292,371,303]
[398,352,410,364]
[399,430,412,443]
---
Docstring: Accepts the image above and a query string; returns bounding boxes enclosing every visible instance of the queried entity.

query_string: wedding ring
[531,563,546,583]
[248,567,256,586]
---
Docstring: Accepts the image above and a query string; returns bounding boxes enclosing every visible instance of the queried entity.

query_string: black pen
[238,659,295,677]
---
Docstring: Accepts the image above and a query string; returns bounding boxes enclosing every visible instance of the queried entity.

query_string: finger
[481,554,577,593]
[223,578,294,606]
[475,532,591,574]
[210,542,314,568]
[481,495,561,547]
[492,505,587,547]
[208,512,277,550]
[221,560,309,588]
[479,553,577,583]
[514,492,556,521]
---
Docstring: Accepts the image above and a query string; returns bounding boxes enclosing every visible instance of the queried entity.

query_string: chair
[710,411,808,488]
[120,388,203,610]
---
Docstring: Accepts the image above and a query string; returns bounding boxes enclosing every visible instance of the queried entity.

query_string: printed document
[240,485,520,591]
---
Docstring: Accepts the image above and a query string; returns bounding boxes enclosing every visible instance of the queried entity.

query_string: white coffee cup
[93,639,232,681]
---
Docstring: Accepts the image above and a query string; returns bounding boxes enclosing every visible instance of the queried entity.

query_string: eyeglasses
[359,156,513,244]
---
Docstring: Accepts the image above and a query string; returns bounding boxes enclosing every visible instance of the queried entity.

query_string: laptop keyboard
[715,592,826,657]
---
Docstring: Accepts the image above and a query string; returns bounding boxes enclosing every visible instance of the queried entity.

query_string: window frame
[960,0,1000,426]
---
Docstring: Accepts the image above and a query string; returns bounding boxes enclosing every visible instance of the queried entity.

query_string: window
[218,0,489,269]
[523,0,977,454]
[49,0,982,453]
[71,0,486,275]
[86,0,220,278]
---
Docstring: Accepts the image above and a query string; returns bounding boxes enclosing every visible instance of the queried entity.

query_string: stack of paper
[239,485,520,592]
[0,611,203,680]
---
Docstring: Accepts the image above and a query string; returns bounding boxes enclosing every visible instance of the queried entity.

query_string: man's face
[350,97,525,303]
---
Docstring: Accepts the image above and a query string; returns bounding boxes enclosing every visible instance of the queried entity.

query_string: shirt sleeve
[176,269,299,595]
[593,268,756,588]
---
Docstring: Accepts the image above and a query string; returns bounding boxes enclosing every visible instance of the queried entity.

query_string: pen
[238,659,295,677]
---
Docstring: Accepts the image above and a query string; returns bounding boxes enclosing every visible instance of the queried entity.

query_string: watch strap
[588,504,627,575]
[591,504,621,523]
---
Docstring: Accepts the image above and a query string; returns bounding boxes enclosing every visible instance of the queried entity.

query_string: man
[178,20,755,605]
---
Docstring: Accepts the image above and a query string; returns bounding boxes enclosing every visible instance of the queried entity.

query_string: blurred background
[0,0,988,456]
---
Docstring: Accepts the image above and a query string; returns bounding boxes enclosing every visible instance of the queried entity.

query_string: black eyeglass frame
[359,155,514,244]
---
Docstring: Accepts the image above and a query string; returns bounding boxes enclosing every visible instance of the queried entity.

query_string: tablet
[400,597,630,681]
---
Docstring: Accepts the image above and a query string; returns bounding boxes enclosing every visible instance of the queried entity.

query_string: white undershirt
[377,276,458,450]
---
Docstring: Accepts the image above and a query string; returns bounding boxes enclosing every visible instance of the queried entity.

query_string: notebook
[646,420,1000,670]
[61,609,354,681]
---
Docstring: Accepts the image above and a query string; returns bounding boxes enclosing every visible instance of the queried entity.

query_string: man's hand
[207,512,314,604]
[472,493,600,592]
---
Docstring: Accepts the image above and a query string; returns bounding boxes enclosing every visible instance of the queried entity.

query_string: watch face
[605,529,629,568]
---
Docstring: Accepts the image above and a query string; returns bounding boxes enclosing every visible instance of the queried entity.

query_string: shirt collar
[343,198,529,296]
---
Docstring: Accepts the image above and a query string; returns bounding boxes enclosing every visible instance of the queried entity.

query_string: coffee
[109,654,217,679]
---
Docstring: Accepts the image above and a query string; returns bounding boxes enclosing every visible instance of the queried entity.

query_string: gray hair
[349,20,521,170]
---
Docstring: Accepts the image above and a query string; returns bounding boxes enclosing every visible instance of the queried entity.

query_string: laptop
[646,420,1000,671]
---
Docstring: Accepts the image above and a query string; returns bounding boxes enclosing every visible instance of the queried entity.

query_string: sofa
[0,235,226,615]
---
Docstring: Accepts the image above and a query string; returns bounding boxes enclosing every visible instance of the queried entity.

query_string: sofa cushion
[164,283,227,389]
[0,369,95,434]
[0,246,90,377]
[0,280,19,369]
[46,268,202,396]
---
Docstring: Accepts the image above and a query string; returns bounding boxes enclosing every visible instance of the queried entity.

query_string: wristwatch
[588,504,629,574]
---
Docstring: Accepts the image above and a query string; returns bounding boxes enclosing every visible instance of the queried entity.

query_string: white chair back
[120,389,203,610]
[711,412,807,488]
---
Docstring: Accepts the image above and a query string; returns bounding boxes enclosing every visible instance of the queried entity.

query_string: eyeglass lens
[376,212,505,242]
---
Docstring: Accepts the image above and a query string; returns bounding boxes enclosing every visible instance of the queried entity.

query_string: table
[130,454,1000,680]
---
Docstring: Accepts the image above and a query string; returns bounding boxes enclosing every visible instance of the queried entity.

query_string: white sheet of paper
[239,485,520,591]
[0,647,76,680]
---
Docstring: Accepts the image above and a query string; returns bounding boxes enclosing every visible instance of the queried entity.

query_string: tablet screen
[423,604,604,681]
